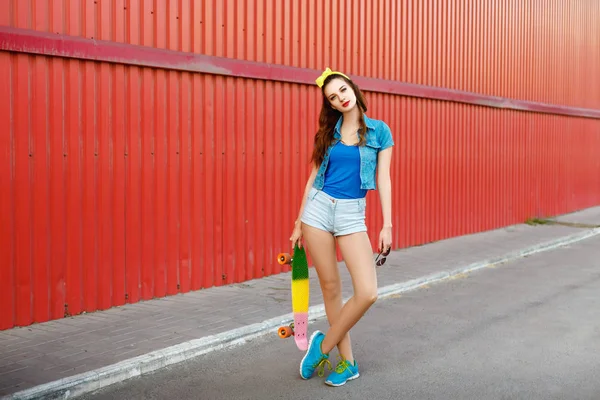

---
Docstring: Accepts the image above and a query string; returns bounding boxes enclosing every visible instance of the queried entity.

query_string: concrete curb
[5,227,600,400]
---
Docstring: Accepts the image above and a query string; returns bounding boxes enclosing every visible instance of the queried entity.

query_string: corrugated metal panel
[2,47,599,330]
[2,0,600,329]
[0,52,230,327]
[3,0,599,108]
[0,51,14,327]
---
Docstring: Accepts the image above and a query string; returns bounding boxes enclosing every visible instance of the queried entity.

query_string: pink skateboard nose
[294,313,309,351]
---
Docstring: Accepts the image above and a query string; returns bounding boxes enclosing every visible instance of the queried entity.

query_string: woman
[289,67,394,387]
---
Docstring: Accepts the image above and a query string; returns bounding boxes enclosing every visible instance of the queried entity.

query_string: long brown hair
[310,74,369,167]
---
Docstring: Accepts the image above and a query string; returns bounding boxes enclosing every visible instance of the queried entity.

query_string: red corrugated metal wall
[1,0,600,330]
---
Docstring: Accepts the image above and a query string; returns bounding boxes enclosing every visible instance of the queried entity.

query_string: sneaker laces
[315,357,332,377]
[334,355,351,374]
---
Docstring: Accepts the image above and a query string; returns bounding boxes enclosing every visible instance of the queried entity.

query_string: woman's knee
[356,289,378,307]
[320,278,342,301]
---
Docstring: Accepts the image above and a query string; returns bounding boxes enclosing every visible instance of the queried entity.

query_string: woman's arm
[290,163,318,248]
[295,163,318,224]
[377,147,393,251]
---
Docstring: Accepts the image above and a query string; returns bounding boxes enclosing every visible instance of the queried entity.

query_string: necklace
[340,138,358,146]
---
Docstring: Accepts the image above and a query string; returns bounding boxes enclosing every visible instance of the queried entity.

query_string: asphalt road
[81,236,600,400]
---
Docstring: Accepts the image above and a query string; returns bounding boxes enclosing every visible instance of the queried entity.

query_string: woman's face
[323,78,357,112]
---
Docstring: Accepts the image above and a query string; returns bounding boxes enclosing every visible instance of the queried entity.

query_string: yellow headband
[315,67,350,88]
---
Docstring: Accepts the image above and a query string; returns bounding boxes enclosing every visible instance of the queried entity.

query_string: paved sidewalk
[1,206,600,398]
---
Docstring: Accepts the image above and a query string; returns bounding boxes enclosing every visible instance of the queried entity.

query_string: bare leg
[302,223,354,363]
[320,231,378,356]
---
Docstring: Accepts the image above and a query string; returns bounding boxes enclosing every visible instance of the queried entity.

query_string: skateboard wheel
[277,253,292,265]
[278,325,293,338]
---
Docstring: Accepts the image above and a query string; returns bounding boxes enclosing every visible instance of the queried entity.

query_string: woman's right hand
[289,221,303,249]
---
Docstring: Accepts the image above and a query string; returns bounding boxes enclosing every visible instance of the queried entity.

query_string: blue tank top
[322,141,368,199]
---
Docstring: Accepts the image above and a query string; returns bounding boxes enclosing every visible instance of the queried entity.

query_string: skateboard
[276,244,309,351]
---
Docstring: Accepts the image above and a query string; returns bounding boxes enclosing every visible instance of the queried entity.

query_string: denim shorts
[300,187,367,237]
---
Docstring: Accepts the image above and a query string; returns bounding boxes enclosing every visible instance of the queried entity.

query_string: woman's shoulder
[364,115,394,148]
[364,115,391,132]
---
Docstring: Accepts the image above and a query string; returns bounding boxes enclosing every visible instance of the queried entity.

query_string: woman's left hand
[378,226,392,253]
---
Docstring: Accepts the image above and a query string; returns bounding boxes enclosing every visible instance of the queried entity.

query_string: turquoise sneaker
[300,330,331,379]
[325,357,360,387]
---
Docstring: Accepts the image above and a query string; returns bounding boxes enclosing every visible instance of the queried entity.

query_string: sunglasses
[375,248,391,267]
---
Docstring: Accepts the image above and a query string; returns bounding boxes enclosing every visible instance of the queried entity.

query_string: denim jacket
[313,114,394,191]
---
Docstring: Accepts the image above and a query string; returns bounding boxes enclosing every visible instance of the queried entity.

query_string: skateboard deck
[277,245,309,351]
